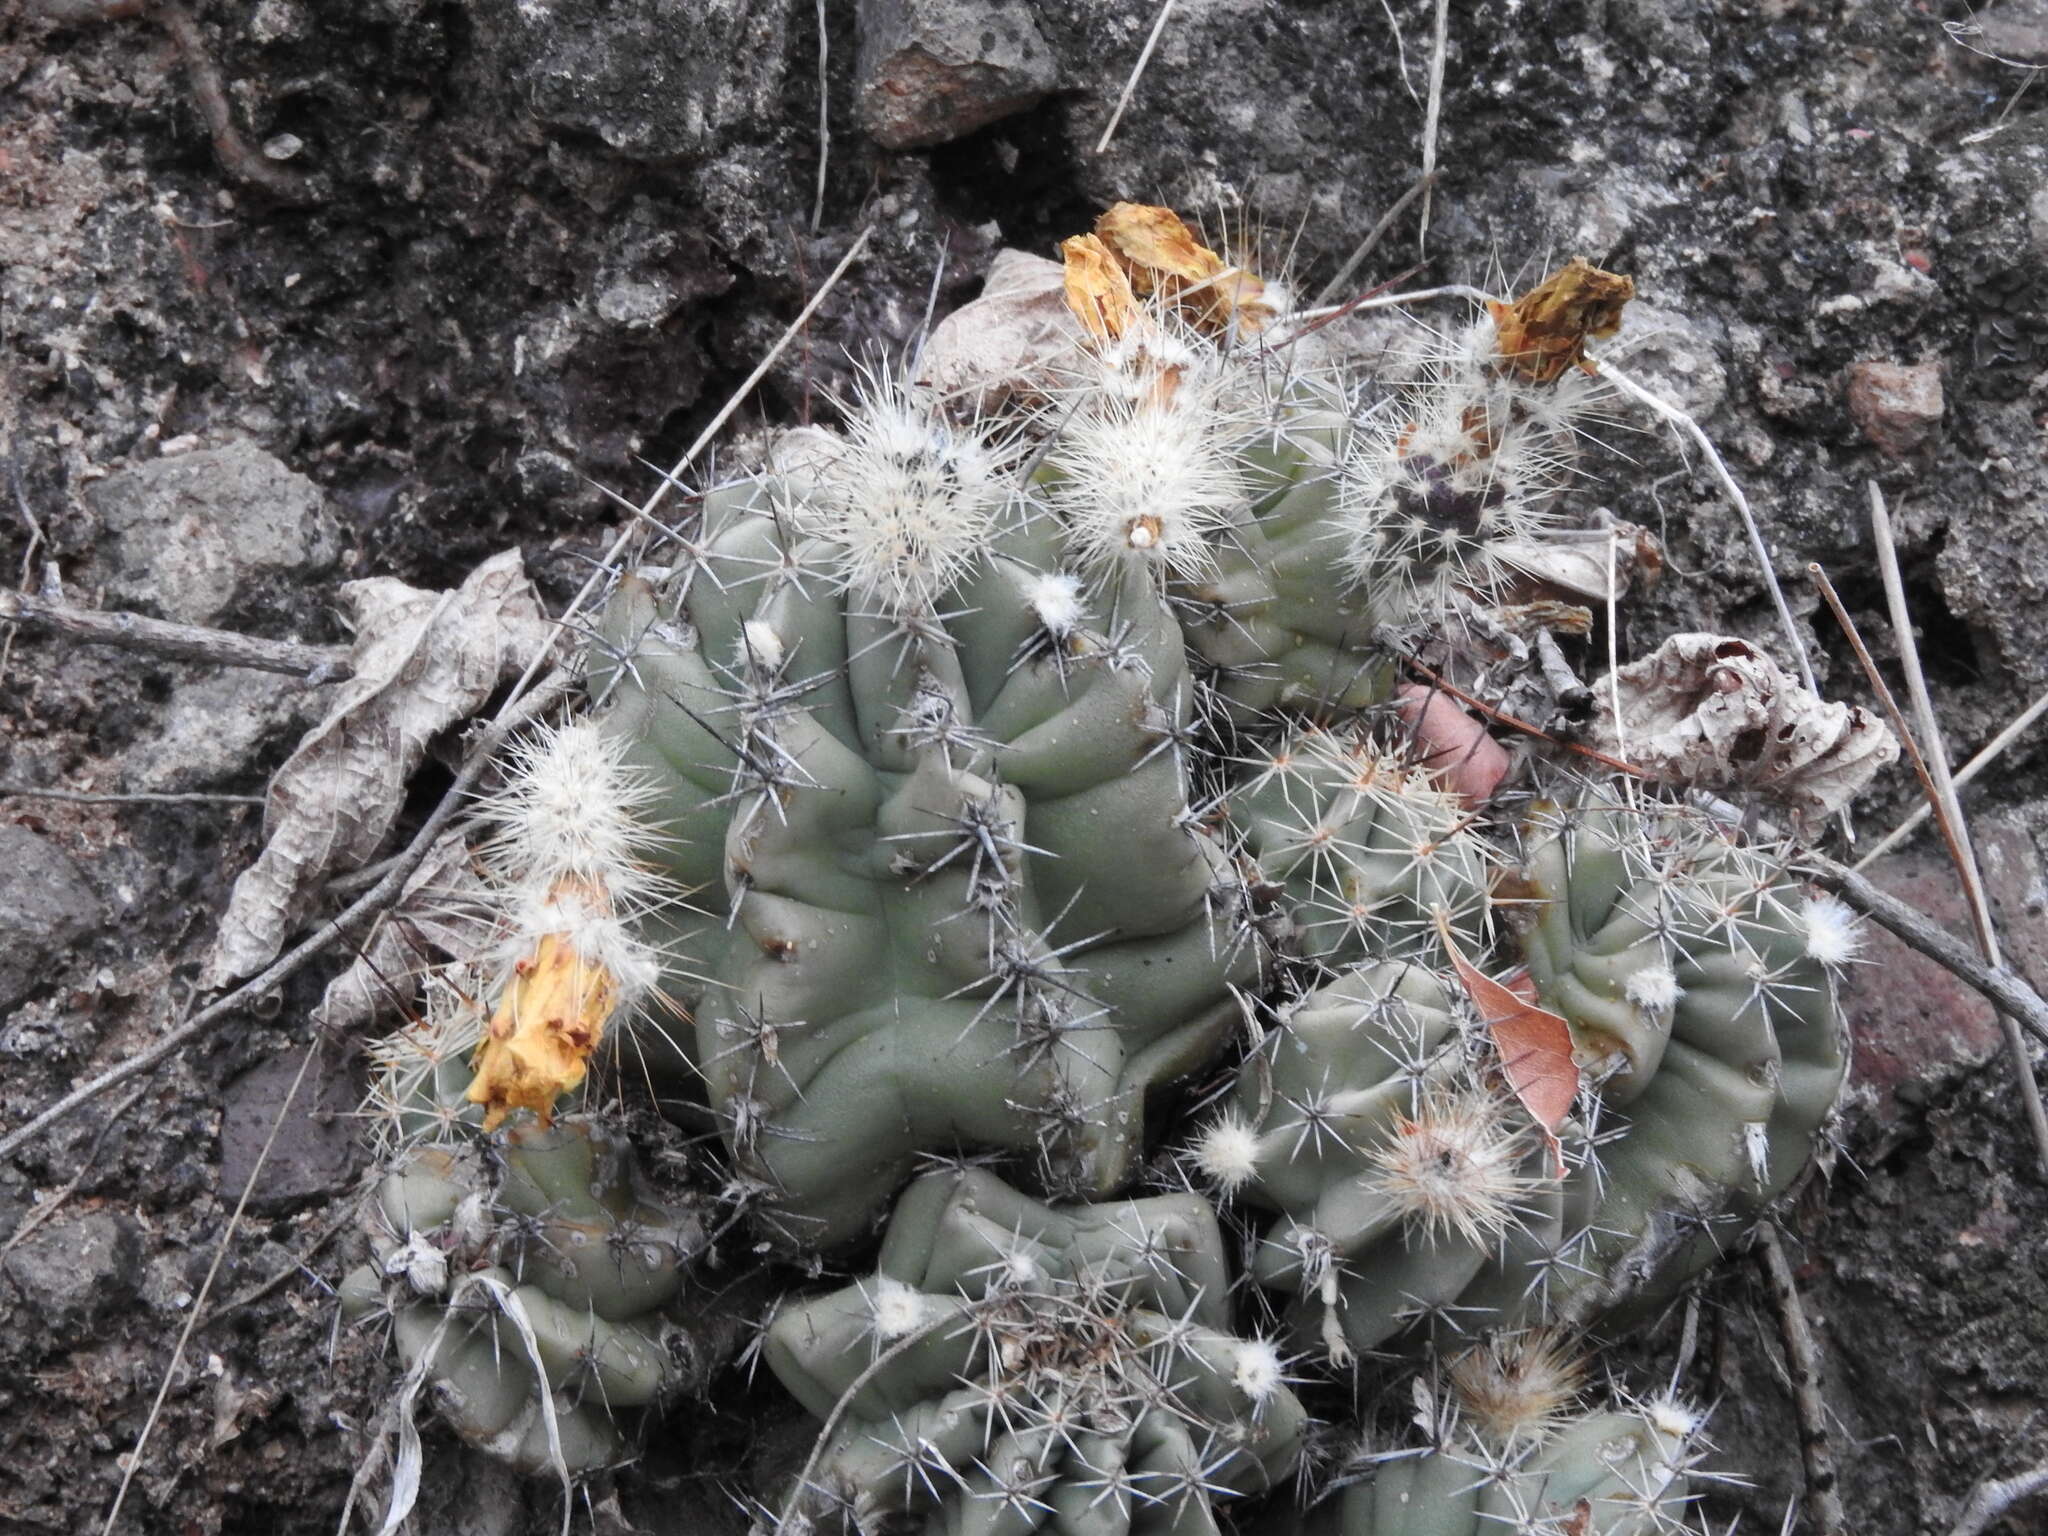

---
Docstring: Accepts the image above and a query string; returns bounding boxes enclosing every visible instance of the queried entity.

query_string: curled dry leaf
[1488,257,1635,385]
[1439,915,1576,1178]
[914,249,1085,413]
[1588,632,1900,831]
[201,549,554,989]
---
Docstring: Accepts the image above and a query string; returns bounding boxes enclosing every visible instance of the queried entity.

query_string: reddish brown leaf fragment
[1439,915,1578,1177]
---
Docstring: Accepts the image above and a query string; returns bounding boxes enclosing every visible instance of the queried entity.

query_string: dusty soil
[2,0,2045,1532]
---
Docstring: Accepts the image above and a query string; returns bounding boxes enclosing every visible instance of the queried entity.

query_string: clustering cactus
[1192,962,1565,1361]
[1229,723,1492,968]
[589,397,1261,1249]
[1506,797,1852,1320]
[764,1166,1307,1533]
[326,210,1887,1526]
[340,1118,706,1474]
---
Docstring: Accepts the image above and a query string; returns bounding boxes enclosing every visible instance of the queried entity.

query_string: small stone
[218,1047,364,1213]
[1845,360,1943,457]
[125,671,318,793]
[0,826,102,1012]
[858,0,1061,151]
[262,133,305,162]
[84,442,340,625]
[1844,815,2048,1134]
[1,1211,142,1341]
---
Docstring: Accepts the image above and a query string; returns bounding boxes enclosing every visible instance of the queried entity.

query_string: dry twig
[0,588,352,680]
[1949,1460,2048,1536]
[1806,852,2048,1051]
[1754,1220,1846,1536]
[1868,484,2048,1172]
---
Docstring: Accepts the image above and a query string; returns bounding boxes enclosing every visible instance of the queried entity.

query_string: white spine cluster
[1338,314,1612,615]
[1049,348,1250,580]
[797,375,1004,613]
[475,717,671,1005]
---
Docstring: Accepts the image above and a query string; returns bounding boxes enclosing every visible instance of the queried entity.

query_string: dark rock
[858,0,1060,150]
[0,826,102,1013]
[83,443,340,626]
[218,1048,364,1214]
[499,0,793,162]
[0,1210,142,1342]
[1845,360,1944,457]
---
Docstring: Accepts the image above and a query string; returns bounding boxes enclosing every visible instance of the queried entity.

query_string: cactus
[1300,1398,1704,1536]
[1337,259,1633,623]
[590,384,1261,1248]
[1195,793,1852,1356]
[1191,962,1567,1362]
[340,1118,706,1474]
[1506,798,1851,1320]
[764,1166,1307,1533]
[1229,723,1493,968]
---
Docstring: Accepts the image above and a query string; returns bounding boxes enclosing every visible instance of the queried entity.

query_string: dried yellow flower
[1487,257,1635,384]
[465,879,620,1130]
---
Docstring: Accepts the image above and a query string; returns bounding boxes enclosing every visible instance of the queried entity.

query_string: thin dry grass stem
[0,1084,148,1265]
[1808,563,1967,893]
[809,0,828,235]
[1095,0,1176,154]
[1283,279,1497,331]
[1594,355,1820,697]
[1754,1220,1846,1536]
[1867,483,2048,1173]
[1416,0,1450,255]
[774,1308,962,1534]
[1313,174,1435,307]
[1856,686,2048,869]
[0,786,265,806]
[1948,1459,2048,1536]
[103,1038,322,1535]
[0,588,353,680]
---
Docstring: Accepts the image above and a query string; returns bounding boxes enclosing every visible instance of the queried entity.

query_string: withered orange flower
[1060,202,1274,341]
[465,880,621,1130]
[1487,257,1635,384]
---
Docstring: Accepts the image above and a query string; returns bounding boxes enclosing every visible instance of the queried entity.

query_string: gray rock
[84,443,340,626]
[218,1047,364,1214]
[0,1211,141,1341]
[503,0,791,161]
[0,827,102,1013]
[124,670,320,793]
[858,0,1060,150]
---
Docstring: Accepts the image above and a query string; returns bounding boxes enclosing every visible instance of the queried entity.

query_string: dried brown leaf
[1440,917,1576,1177]
[312,831,491,1032]
[1589,632,1901,831]
[202,550,553,989]
[915,249,1085,413]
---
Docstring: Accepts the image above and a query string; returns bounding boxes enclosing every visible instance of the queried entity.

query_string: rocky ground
[2,0,2046,1531]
